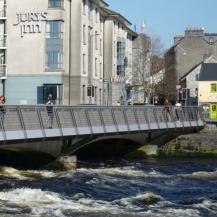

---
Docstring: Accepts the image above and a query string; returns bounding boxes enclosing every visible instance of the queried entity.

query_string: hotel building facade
[0,0,137,105]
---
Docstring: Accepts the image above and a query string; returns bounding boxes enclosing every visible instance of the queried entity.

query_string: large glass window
[43,84,63,104]
[116,40,126,76]
[82,0,86,15]
[48,0,63,8]
[46,21,63,69]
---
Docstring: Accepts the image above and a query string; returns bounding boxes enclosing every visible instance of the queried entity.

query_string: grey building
[165,27,217,101]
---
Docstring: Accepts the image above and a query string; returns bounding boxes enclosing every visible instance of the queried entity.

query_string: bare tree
[130,34,164,104]
[151,37,164,57]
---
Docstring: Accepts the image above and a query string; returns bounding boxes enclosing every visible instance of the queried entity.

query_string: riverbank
[126,127,217,159]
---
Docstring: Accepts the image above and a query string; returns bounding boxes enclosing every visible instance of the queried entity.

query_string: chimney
[185,27,204,37]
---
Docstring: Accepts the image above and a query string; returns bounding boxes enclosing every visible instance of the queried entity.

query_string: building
[0,0,136,105]
[103,8,137,105]
[179,55,217,106]
[2,0,68,104]
[165,27,217,101]
[198,63,217,118]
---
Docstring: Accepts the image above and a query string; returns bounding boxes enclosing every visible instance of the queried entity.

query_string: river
[0,158,217,217]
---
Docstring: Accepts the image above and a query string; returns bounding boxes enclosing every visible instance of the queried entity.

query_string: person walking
[46,94,54,128]
[175,100,182,120]
[120,96,125,106]
[164,99,172,121]
[0,96,6,126]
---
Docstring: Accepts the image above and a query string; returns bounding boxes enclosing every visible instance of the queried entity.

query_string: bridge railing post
[99,108,106,134]
[0,105,6,143]
[153,107,160,129]
[55,107,63,138]
[123,107,130,132]
[133,107,141,131]
[143,107,151,130]
[70,108,79,136]
[85,108,93,135]
[17,106,28,141]
[111,107,119,133]
[36,107,46,140]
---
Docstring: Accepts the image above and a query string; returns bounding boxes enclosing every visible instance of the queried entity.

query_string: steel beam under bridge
[0,105,204,144]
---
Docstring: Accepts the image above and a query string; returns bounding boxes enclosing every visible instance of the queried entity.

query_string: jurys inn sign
[13,12,48,37]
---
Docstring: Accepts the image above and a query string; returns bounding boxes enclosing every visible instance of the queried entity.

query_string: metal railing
[0,105,204,143]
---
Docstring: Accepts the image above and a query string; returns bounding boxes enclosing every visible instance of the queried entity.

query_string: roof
[199,63,217,81]
[103,8,132,26]
[102,7,137,37]
[180,62,202,81]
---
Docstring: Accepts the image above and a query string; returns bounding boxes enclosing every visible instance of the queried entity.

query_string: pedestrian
[154,95,159,105]
[46,94,54,128]
[175,100,182,120]
[164,99,172,121]
[0,96,6,125]
[120,96,125,106]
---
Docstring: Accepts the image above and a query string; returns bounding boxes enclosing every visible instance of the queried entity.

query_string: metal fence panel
[87,108,104,134]
[101,108,116,133]
[125,108,139,131]
[113,108,128,132]
[73,108,91,135]
[134,109,149,130]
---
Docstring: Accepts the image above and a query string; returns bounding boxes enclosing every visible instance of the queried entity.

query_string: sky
[106,0,217,49]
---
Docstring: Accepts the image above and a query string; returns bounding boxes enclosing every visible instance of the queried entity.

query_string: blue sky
[106,0,217,49]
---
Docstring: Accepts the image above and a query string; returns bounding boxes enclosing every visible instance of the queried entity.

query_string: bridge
[0,105,204,157]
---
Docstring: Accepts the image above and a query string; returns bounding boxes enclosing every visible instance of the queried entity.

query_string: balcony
[0,4,6,19]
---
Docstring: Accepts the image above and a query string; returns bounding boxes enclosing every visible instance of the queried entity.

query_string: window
[100,39,102,56]
[114,41,116,57]
[100,19,103,32]
[88,2,93,20]
[48,0,63,8]
[82,0,86,15]
[46,21,63,69]
[94,86,97,104]
[43,84,63,104]
[195,74,199,81]
[95,58,98,76]
[117,40,126,75]
[211,83,217,92]
[99,88,102,105]
[82,85,86,104]
[117,65,122,76]
[95,31,98,50]
[195,88,198,96]
[95,8,98,22]
[209,37,214,44]
[83,25,86,45]
[100,62,102,79]
[83,54,86,74]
